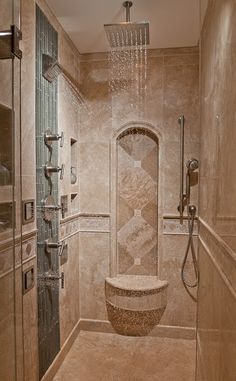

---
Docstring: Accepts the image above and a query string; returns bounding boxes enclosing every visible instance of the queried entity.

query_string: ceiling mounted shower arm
[123,1,133,22]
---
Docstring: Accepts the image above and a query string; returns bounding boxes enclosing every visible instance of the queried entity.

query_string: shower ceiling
[45,0,208,53]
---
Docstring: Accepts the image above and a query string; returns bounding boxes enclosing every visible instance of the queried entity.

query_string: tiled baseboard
[40,321,80,381]
[79,318,196,340]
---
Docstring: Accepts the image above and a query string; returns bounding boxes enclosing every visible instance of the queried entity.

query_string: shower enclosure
[0,0,23,380]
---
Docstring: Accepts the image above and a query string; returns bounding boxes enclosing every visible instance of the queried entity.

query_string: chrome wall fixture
[40,125,66,288]
[44,130,64,148]
[104,1,150,48]
[44,162,65,180]
[44,238,65,256]
[42,53,84,103]
[177,115,199,301]
[178,115,199,222]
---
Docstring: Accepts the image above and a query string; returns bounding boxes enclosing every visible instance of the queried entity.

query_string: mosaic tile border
[163,216,199,235]
[60,213,110,239]
[59,214,200,239]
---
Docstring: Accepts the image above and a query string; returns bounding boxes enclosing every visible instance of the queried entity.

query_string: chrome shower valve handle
[44,129,64,147]
[44,162,65,180]
[45,238,65,256]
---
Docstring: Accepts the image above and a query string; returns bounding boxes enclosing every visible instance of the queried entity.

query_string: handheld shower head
[186,158,199,172]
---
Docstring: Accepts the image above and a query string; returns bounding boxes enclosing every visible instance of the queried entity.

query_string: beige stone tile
[197,1,236,377]
[163,62,199,143]
[197,239,236,381]
[79,142,110,214]
[0,268,23,381]
[22,258,39,381]
[159,235,197,327]
[79,233,110,320]
[60,234,80,346]
[53,331,196,381]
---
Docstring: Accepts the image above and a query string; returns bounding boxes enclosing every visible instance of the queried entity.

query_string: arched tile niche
[116,127,159,276]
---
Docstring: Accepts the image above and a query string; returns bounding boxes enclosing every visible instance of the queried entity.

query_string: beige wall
[79,47,200,328]
[197,0,236,380]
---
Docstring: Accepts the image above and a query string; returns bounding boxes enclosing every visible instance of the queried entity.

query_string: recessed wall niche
[0,104,12,186]
[116,128,159,276]
[70,137,77,185]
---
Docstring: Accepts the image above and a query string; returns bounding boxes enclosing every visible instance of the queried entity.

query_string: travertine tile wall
[197,0,236,379]
[79,47,200,328]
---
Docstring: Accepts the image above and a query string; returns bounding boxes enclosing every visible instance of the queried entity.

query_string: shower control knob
[44,130,64,147]
[44,162,65,180]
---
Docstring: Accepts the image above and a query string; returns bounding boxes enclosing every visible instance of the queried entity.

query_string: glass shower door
[0,1,22,380]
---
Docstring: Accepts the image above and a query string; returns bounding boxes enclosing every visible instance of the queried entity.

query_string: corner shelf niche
[70,192,78,214]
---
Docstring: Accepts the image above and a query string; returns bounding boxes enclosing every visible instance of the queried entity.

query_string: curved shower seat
[105,275,168,336]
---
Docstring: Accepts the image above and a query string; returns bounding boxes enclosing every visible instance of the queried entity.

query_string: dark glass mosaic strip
[35,5,60,378]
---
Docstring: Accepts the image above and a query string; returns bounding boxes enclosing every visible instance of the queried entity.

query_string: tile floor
[53,331,196,381]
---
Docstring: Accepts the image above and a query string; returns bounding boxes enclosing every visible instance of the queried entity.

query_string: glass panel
[0,0,22,380]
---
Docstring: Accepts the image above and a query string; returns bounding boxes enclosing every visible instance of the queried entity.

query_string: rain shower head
[104,1,150,48]
[42,54,62,83]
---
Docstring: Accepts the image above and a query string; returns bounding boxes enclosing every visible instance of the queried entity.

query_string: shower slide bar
[178,115,186,224]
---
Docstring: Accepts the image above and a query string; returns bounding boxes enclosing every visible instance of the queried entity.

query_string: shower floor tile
[53,331,195,381]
